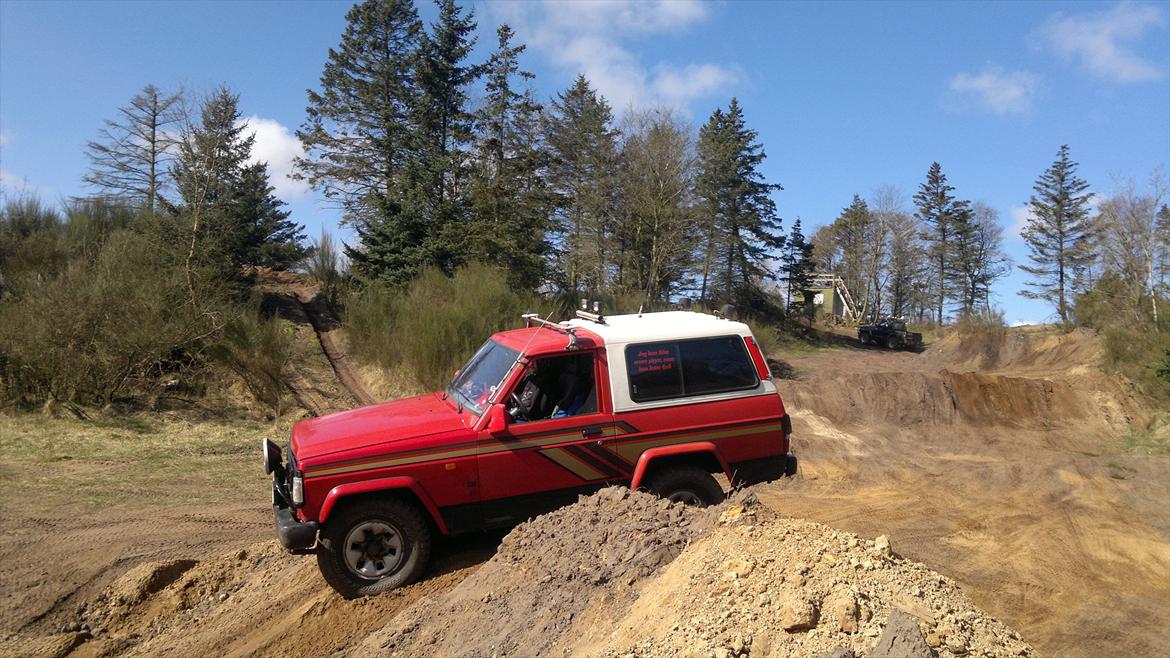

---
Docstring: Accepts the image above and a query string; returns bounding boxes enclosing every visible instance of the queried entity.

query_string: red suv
[263,309,795,597]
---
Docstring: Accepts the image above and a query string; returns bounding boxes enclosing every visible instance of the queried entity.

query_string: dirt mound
[921,327,1103,375]
[778,326,1151,433]
[349,487,716,657]
[781,369,1143,431]
[348,488,1033,658]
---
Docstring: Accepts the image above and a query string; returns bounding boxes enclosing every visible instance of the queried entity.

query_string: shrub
[345,263,533,390]
[952,307,1007,338]
[0,228,230,408]
[307,229,347,307]
[1076,274,1170,399]
[207,310,294,416]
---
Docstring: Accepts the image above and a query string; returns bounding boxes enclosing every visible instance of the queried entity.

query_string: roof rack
[521,313,580,351]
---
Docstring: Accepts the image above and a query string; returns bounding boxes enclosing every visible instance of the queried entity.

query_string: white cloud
[1036,2,1167,82]
[488,0,739,112]
[1009,205,1035,238]
[0,170,51,199]
[1010,320,1037,327]
[947,68,1039,115]
[238,116,309,201]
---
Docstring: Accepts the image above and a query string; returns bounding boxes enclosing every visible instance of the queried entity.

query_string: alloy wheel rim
[667,490,703,506]
[343,520,406,580]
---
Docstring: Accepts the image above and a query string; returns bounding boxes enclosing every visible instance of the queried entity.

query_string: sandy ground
[0,327,1166,656]
[762,330,1170,657]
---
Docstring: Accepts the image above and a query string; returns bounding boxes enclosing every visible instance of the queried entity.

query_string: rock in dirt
[779,592,820,631]
[870,609,935,658]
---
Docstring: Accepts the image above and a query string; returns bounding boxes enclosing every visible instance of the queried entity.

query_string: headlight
[292,475,304,506]
[262,438,282,475]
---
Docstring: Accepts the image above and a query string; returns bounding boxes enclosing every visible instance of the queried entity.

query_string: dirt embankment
[769,327,1170,658]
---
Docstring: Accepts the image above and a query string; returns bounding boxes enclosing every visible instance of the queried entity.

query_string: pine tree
[696,99,783,310]
[295,0,426,285]
[230,162,309,269]
[779,217,814,311]
[544,75,619,294]
[174,87,306,273]
[414,0,480,270]
[174,87,254,214]
[84,84,186,212]
[1020,145,1095,324]
[466,24,549,290]
[913,162,969,324]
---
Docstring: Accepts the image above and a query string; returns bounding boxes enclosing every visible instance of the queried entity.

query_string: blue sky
[2,0,1168,324]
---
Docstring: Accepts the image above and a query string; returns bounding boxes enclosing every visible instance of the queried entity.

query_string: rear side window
[626,336,758,402]
[626,342,683,401]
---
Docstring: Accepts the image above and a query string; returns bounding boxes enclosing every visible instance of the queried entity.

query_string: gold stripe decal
[609,424,779,464]
[541,447,606,481]
[304,420,777,479]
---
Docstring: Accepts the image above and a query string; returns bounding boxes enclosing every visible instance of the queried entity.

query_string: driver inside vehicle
[509,353,596,422]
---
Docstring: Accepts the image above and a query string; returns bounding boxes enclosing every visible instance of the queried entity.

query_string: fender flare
[629,441,732,491]
[318,476,449,535]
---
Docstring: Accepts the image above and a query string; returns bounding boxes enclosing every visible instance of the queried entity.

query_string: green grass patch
[1117,415,1170,456]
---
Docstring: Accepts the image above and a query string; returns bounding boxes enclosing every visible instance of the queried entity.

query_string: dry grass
[0,414,282,515]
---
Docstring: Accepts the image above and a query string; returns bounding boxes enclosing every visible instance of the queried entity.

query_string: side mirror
[486,403,509,435]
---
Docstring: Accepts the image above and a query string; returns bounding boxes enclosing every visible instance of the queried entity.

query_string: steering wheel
[509,392,527,421]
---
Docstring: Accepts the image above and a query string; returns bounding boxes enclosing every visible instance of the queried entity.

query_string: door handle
[582,426,604,438]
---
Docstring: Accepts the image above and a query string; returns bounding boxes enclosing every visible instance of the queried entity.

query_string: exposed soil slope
[767,327,1170,657]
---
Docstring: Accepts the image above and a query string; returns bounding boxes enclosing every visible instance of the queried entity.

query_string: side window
[679,336,758,395]
[509,353,598,421]
[626,336,758,403]
[626,342,683,402]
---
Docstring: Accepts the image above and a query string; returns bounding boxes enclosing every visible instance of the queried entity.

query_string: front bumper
[273,504,318,553]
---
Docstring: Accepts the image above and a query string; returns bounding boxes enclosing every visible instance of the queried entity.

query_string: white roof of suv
[564,311,752,346]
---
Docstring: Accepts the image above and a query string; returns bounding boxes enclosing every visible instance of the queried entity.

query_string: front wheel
[859,332,870,345]
[316,497,432,599]
[644,464,725,507]
[886,335,898,349]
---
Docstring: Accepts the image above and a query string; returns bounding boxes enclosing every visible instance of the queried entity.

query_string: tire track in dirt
[292,290,377,408]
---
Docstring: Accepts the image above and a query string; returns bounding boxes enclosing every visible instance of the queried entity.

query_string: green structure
[802,273,858,323]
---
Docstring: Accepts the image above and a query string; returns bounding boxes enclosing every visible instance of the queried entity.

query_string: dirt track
[1,327,1167,656]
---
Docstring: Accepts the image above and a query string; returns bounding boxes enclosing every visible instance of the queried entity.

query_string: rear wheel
[859,332,870,345]
[886,335,898,349]
[316,497,432,599]
[644,464,724,507]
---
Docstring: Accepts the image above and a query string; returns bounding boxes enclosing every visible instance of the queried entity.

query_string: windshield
[446,339,520,416]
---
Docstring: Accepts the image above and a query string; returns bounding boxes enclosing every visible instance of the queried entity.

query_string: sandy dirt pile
[349,488,1032,658]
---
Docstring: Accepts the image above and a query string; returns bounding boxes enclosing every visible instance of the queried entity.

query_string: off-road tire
[316,497,432,599]
[644,464,725,507]
[886,335,898,349]
[859,332,870,345]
